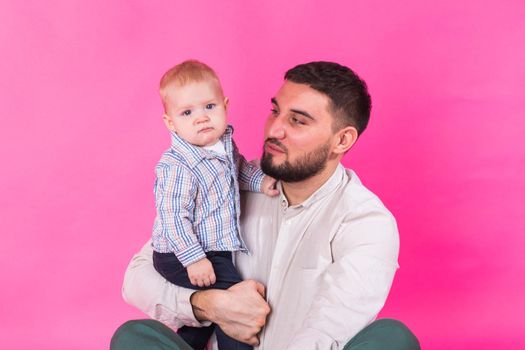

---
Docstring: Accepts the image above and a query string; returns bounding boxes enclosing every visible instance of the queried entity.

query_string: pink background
[1,1,524,349]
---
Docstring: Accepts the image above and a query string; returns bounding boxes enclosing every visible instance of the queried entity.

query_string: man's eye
[205,103,216,110]
[182,110,192,116]
[291,116,304,125]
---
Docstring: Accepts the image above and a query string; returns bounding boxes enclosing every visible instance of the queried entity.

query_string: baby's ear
[162,114,175,131]
[223,97,229,108]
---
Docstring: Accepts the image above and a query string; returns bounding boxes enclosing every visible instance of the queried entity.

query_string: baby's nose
[195,112,210,124]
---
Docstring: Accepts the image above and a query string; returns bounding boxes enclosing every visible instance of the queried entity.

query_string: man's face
[261,81,336,182]
[163,80,228,147]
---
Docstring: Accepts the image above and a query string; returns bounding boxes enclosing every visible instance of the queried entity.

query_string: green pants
[111,318,420,350]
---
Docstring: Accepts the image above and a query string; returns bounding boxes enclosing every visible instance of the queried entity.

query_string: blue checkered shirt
[151,126,264,267]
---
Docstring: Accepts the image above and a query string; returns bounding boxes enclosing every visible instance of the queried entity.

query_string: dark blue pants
[153,251,251,350]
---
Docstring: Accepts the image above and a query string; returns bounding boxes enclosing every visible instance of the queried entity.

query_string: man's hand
[190,280,271,346]
[187,258,216,287]
[261,175,279,197]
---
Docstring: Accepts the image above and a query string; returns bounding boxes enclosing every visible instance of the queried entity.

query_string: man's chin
[262,152,285,165]
[261,154,279,177]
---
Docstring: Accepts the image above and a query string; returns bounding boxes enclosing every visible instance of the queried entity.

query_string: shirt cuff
[253,170,265,192]
[175,242,207,267]
[175,288,212,328]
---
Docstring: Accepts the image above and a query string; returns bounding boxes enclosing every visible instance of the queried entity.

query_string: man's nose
[266,115,286,139]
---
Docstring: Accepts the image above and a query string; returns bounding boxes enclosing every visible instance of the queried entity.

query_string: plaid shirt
[151,126,264,267]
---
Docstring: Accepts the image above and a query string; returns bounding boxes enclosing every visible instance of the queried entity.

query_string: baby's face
[163,80,228,147]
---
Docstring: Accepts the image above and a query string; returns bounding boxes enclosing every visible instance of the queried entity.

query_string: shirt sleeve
[155,163,206,266]
[122,239,212,328]
[231,140,265,192]
[286,205,400,350]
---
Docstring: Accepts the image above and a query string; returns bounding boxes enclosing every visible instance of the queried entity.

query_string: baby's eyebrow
[176,104,194,111]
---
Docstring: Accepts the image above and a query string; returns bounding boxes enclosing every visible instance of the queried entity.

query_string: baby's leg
[177,324,216,350]
[153,251,253,350]
[206,252,253,350]
[153,252,215,349]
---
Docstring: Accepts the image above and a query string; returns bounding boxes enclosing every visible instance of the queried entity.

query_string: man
[112,62,420,350]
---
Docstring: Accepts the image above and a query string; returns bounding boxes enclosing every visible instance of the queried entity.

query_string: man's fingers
[210,272,216,285]
[212,280,270,344]
[253,281,266,298]
[268,188,280,197]
[245,335,260,346]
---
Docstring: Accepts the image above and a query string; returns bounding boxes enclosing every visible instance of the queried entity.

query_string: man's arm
[287,206,400,350]
[122,240,271,345]
[122,240,206,328]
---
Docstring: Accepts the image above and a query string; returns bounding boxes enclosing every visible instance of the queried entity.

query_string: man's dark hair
[285,61,371,135]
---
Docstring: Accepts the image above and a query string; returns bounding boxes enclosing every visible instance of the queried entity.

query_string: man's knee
[111,320,137,349]
[110,319,191,350]
[111,320,153,350]
[367,319,420,350]
[344,318,420,350]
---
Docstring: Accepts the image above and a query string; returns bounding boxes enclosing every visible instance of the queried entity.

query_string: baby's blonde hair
[159,60,223,112]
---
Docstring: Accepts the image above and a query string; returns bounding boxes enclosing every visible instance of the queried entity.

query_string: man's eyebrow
[290,108,314,120]
[271,98,315,120]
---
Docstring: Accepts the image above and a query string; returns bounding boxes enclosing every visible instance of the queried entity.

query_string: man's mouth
[264,139,287,154]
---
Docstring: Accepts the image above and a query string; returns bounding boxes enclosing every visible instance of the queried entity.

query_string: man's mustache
[264,138,288,154]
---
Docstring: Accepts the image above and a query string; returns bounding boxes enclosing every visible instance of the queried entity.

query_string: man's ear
[163,114,175,131]
[333,126,358,155]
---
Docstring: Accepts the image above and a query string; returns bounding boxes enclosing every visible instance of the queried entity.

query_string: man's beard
[261,138,330,183]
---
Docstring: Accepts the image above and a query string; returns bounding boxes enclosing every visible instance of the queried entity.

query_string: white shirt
[203,139,226,155]
[122,165,399,349]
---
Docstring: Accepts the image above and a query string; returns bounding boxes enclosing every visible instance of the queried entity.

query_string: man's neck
[281,161,340,206]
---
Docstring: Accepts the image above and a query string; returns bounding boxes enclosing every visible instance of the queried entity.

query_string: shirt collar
[170,125,234,168]
[278,164,346,209]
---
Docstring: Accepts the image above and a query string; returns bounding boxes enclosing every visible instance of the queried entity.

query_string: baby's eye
[181,110,192,117]
[205,103,216,110]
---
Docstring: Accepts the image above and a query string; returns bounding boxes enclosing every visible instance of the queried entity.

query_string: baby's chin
[200,135,222,147]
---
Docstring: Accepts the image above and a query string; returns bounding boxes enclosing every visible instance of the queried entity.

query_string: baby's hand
[187,258,216,287]
[262,175,279,197]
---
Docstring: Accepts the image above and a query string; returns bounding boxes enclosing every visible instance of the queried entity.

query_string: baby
[151,60,277,350]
